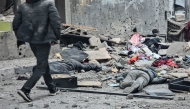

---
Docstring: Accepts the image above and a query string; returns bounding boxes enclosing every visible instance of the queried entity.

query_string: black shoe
[49,88,59,96]
[17,90,32,102]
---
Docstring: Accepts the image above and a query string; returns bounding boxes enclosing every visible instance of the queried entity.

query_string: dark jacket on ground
[12,0,61,44]
[136,67,166,84]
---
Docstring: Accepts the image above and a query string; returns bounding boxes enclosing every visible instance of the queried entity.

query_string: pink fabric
[129,33,144,46]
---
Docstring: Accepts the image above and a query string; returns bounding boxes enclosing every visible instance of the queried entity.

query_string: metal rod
[36,86,174,100]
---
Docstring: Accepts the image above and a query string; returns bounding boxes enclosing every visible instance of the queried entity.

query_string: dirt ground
[0,70,190,109]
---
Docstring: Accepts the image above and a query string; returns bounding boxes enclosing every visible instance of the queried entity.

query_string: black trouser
[21,44,55,93]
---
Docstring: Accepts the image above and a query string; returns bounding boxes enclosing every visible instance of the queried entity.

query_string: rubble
[43,104,49,108]
[178,96,186,101]
[2,8,190,109]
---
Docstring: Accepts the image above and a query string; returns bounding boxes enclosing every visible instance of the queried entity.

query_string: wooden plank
[78,81,102,87]
[84,48,111,60]
[51,74,71,79]
[62,24,97,30]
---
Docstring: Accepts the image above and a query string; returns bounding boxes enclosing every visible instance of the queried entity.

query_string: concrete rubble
[1,22,190,108]
[2,1,190,108]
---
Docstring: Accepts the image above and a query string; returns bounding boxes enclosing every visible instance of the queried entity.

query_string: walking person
[13,0,61,102]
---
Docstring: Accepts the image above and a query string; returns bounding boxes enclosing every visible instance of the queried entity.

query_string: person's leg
[123,70,149,93]
[43,64,58,95]
[21,44,51,93]
[119,70,138,89]
[136,73,150,91]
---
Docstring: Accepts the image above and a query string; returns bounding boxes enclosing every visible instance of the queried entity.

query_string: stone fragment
[28,103,33,107]
[115,105,121,109]
[178,96,185,101]
[60,101,69,104]
[103,102,111,105]
[84,99,89,102]
[72,104,78,108]
[126,95,133,99]
[168,73,188,78]
[51,101,55,103]
[134,61,153,67]
[44,104,49,108]
[121,105,128,108]
[111,54,121,62]
[89,36,101,47]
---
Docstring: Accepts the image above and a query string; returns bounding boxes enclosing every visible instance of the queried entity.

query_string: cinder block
[175,13,185,21]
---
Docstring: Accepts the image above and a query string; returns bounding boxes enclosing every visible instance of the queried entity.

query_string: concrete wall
[69,0,173,38]
[185,0,190,20]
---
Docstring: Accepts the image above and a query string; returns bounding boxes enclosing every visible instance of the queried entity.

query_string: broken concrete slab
[84,48,111,61]
[110,54,121,62]
[89,36,101,47]
[168,73,188,78]
[135,61,153,67]
[143,88,175,96]
[98,41,108,49]
[119,58,128,65]
[167,42,190,56]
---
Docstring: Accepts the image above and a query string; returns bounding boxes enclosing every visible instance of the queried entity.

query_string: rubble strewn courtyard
[1,0,190,109]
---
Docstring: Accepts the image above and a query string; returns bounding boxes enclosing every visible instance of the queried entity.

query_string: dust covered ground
[0,67,190,109]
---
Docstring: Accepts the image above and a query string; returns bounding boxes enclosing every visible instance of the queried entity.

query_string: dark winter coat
[136,67,166,84]
[12,0,61,44]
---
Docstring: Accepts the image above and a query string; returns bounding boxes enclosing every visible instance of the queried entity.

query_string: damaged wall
[69,0,172,38]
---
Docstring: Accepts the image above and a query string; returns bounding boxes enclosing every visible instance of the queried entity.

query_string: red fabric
[185,21,190,42]
[128,56,138,65]
[152,59,179,68]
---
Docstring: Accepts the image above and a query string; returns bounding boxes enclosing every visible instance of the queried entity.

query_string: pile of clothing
[152,57,179,68]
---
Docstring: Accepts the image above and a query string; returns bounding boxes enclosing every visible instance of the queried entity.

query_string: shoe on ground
[49,88,60,96]
[123,81,140,93]
[17,89,32,102]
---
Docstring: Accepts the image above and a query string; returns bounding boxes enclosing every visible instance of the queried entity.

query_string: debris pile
[30,24,190,99]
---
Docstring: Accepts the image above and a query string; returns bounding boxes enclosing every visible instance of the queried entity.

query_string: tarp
[60,47,88,62]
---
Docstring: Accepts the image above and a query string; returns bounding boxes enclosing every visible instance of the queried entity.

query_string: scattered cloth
[129,32,145,46]
[73,41,86,50]
[60,47,88,62]
[128,56,138,64]
[143,38,160,53]
[177,55,190,69]
[152,58,179,68]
